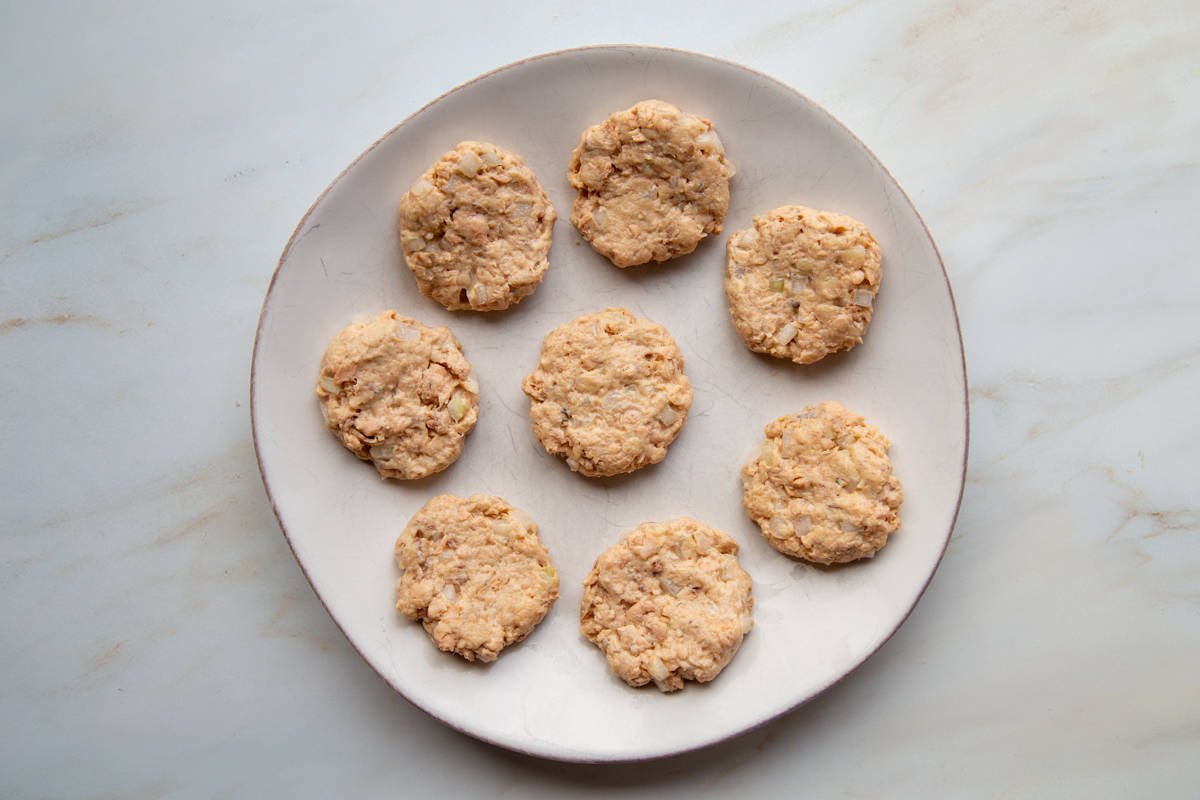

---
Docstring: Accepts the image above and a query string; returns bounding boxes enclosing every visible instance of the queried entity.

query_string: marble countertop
[2,1,1196,796]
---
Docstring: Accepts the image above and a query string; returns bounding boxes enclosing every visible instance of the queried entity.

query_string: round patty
[398,141,556,310]
[394,493,559,662]
[316,311,478,480]
[568,100,733,268]
[580,517,754,692]
[521,308,692,477]
[742,401,903,564]
[725,205,882,364]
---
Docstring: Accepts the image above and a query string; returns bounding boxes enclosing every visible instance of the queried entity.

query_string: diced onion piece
[760,443,778,467]
[510,507,535,530]
[447,389,471,421]
[585,128,610,148]
[480,150,503,167]
[696,128,724,152]
[394,321,420,341]
[842,245,866,268]
[466,283,488,306]
[409,179,434,197]
[456,150,483,177]
[832,449,855,475]
[631,536,660,560]
[657,405,681,427]
[318,375,340,395]
[602,390,626,410]
[853,289,875,307]
[737,229,759,248]
[768,277,786,292]
[794,516,813,536]
[773,323,798,345]
[369,443,395,460]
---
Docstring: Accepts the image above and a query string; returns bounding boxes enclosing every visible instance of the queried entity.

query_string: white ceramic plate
[252,46,967,762]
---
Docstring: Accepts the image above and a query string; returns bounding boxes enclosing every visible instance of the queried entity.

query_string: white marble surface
[1,1,1196,796]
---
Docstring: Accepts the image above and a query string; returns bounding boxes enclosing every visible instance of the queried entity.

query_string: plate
[251,46,967,762]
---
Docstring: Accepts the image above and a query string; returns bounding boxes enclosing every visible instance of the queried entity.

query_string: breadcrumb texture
[398,141,556,310]
[568,100,733,268]
[742,401,903,564]
[316,311,478,480]
[580,517,754,692]
[521,308,692,477]
[394,494,559,662]
[725,205,882,364]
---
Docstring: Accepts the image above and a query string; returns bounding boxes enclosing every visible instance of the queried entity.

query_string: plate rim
[249,43,970,763]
